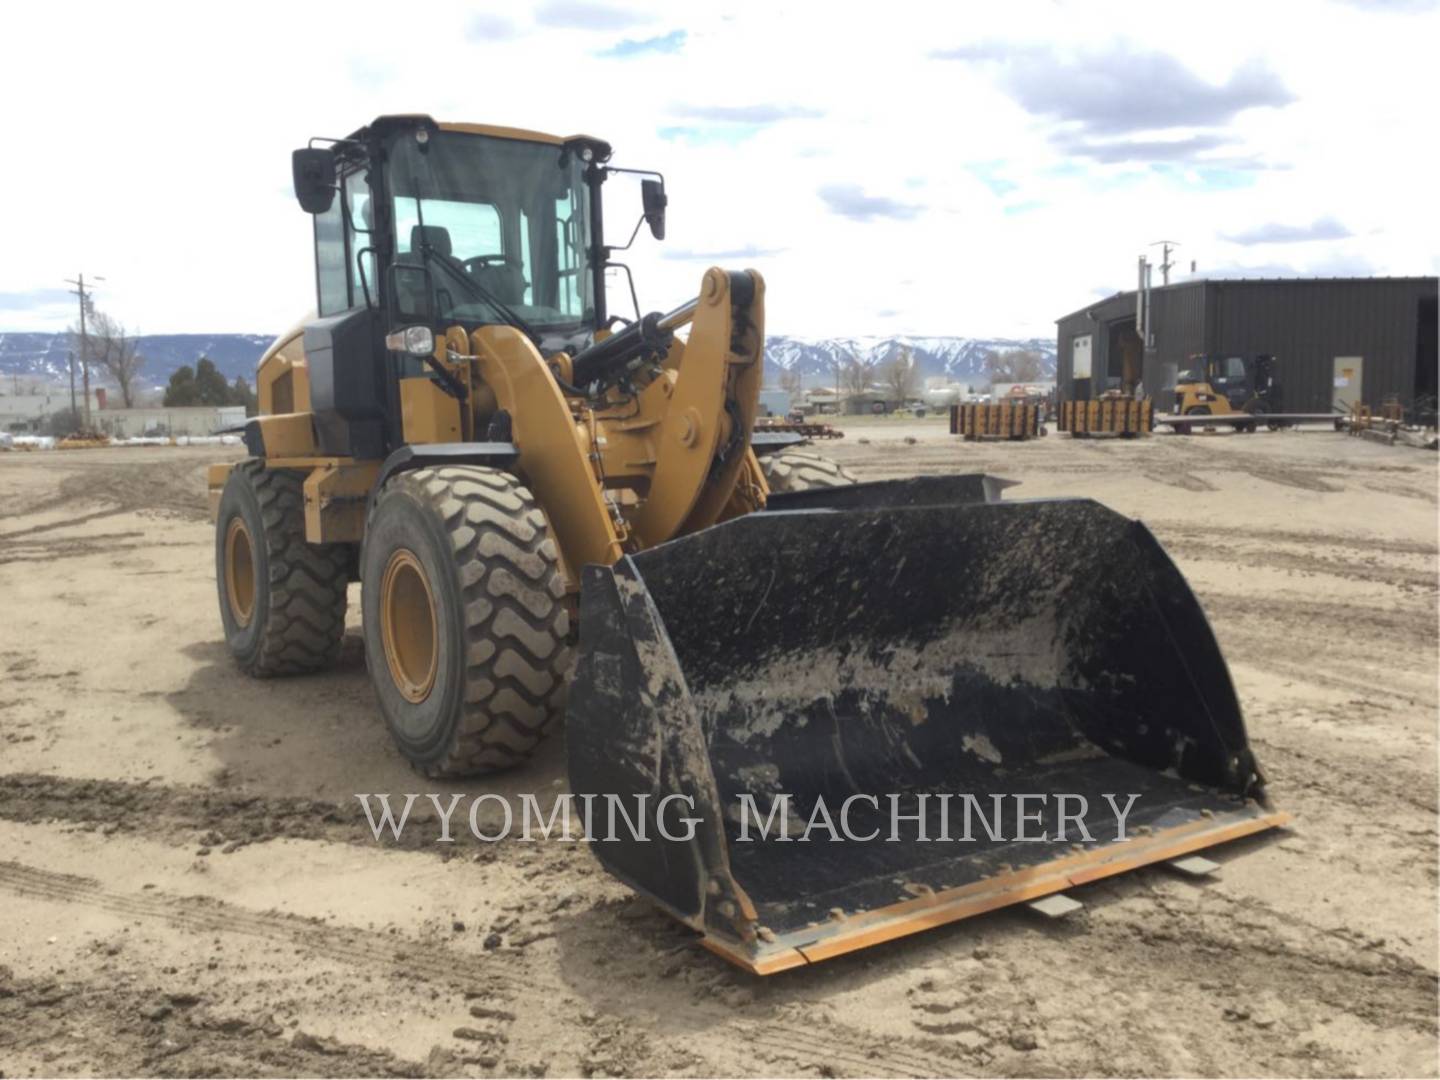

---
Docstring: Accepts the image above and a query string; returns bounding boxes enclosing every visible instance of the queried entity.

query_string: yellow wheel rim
[224,517,256,628]
[380,548,438,703]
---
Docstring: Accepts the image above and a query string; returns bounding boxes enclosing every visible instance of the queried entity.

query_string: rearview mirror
[641,178,667,241]
[292,147,337,214]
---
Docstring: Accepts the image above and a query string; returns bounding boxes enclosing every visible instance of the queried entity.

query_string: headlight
[385,326,435,356]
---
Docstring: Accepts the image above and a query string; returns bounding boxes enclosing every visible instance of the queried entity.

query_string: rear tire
[761,449,857,494]
[361,466,570,777]
[215,460,349,676]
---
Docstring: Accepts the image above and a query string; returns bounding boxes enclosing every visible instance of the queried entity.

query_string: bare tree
[984,348,1046,384]
[841,356,876,395]
[881,346,919,404]
[74,310,145,407]
[778,369,803,397]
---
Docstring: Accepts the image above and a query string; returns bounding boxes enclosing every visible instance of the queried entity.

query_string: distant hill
[0,330,1055,392]
[767,334,1056,384]
[0,332,275,389]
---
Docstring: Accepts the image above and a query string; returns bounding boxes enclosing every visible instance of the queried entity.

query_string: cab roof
[347,114,606,153]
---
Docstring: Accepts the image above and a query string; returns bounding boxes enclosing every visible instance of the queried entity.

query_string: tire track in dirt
[0,963,424,1078]
[0,532,196,566]
[1166,541,1437,592]
[1106,886,1440,1035]
[1234,462,1345,493]
[1142,469,1217,491]
[0,452,220,522]
[0,773,399,850]
[1158,523,1437,558]
[0,857,968,1079]
[1203,593,1437,649]
[0,860,515,990]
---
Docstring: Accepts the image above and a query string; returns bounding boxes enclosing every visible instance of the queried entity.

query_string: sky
[1,0,1436,340]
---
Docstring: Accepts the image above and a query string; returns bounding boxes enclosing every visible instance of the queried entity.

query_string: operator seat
[395,225,453,314]
[411,224,453,260]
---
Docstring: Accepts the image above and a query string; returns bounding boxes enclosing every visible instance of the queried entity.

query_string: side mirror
[641,178,667,241]
[292,147,337,214]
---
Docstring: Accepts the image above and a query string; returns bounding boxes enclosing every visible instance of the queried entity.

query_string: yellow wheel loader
[210,115,1286,973]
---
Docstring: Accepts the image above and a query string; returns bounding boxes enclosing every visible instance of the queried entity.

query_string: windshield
[386,130,593,329]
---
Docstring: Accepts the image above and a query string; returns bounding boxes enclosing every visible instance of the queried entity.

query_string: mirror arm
[603,165,665,184]
[607,215,648,254]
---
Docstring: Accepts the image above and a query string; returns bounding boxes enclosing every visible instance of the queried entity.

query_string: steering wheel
[463,254,525,275]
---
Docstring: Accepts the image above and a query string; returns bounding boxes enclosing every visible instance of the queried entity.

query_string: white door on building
[1332,356,1363,412]
[1072,334,1092,380]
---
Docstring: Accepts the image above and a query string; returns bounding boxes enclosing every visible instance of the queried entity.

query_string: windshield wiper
[428,250,543,347]
[408,192,542,348]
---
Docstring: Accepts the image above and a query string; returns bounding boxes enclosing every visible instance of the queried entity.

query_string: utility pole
[64,272,104,430]
[1148,240,1179,287]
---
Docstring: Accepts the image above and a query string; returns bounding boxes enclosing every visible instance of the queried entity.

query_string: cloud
[658,124,763,147]
[534,1,649,30]
[1054,132,1235,163]
[661,244,786,261]
[818,184,922,222]
[1203,253,1379,278]
[465,13,520,40]
[930,42,1010,62]
[0,287,73,307]
[937,44,1294,135]
[600,29,685,58]
[966,162,1018,196]
[1330,0,1437,10]
[668,103,823,124]
[1220,217,1354,245]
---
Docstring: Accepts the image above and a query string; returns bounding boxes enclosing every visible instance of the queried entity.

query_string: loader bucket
[567,477,1287,974]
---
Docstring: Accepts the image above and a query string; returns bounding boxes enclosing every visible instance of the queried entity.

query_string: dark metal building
[1055,277,1438,414]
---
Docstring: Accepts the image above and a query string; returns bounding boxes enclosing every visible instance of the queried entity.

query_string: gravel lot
[1,426,1435,1077]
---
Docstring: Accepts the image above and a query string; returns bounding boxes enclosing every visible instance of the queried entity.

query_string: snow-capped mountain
[767,335,1056,383]
[0,332,275,388]
[0,330,1056,391]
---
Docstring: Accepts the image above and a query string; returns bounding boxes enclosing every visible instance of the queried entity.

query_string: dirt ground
[0,426,1436,1078]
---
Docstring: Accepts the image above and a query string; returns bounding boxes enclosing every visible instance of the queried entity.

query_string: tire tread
[234,460,348,677]
[382,466,570,777]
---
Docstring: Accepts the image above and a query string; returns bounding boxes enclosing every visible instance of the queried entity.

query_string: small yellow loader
[211,115,1285,972]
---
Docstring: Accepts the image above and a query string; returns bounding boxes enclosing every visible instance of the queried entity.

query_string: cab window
[345,170,376,306]
[394,199,503,260]
[314,196,348,316]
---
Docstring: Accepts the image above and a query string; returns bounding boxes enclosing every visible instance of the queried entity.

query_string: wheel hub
[380,548,439,703]
[224,517,256,628]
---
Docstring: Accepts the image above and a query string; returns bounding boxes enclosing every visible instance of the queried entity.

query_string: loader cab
[289,115,666,458]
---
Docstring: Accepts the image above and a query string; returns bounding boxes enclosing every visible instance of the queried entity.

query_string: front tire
[215,460,349,676]
[761,449,857,494]
[361,466,570,777]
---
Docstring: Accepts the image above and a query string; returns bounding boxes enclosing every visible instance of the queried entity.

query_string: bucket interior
[619,498,1259,935]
